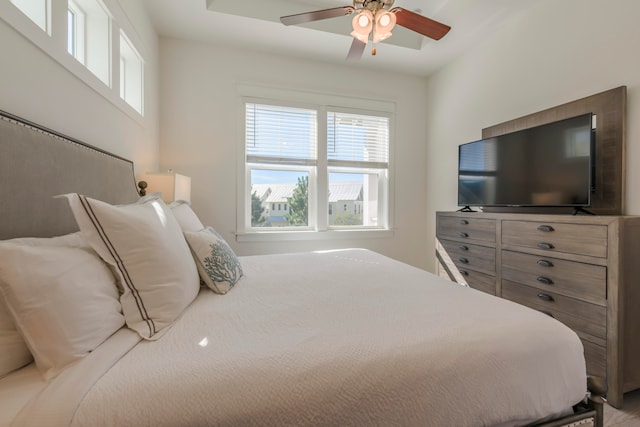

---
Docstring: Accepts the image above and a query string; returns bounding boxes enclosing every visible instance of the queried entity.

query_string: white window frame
[78,0,111,86]
[236,84,394,242]
[119,29,144,114]
[67,0,86,63]
[10,0,50,34]
[1,0,145,120]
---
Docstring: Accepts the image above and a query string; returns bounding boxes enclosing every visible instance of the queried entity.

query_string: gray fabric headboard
[0,110,140,240]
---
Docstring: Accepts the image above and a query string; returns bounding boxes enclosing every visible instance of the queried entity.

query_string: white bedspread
[15,249,587,426]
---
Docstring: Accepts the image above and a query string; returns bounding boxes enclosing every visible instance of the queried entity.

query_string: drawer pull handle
[536,276,554,285]
[458,257,469,264]
[537,242,554,250]
[458,245,469,251]
[537,259,554,267]
[537,225,555,232]
[459,219,469,225]
[539,310,555,318]
[459,232,469,238]
[537,293,554,302]
[459,269,469,276]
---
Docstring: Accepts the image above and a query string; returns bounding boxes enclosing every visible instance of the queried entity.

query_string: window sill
[235,228,394,243]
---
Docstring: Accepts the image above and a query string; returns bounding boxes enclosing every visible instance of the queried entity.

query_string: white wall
[0,0,159,175]
[424,0,640,272]
[158,39,430,269]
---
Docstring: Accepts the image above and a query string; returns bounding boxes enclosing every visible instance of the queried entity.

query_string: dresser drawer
[502,220,607,258]
[439,239,496,276]
[501,251,606,306]
[459,269,496,296]
[582,339,606,380]
[437,216,496,243]
[502,280,606,343]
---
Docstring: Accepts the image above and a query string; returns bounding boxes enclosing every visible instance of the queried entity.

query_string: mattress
[9,249,587,426]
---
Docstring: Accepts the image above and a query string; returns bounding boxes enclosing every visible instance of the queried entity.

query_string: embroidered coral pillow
[184,227,243,294]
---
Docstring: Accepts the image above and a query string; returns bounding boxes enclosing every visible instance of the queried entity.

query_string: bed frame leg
[588,376,606,427]
[590,395,604,427]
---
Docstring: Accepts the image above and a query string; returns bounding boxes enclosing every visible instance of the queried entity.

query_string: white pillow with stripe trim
[61,194,200,340]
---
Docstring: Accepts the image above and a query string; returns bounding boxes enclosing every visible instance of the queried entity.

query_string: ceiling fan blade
[281,6,354,26]
[393,8,451,40]
[346,38,366,60]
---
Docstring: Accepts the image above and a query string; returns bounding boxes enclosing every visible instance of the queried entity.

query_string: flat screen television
[458,113,595,209]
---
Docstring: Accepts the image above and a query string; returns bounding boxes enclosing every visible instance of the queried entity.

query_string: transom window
[67,0,85,63]
[240,97,391,236]
[66,0,110,85]
[6,0,145,118]
[11,0,50,33]
[119,30,144,114]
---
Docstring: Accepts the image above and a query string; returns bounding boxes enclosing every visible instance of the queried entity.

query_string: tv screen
[458,113,594,208]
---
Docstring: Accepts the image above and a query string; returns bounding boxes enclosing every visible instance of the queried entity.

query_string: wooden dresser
[435,211,640,408]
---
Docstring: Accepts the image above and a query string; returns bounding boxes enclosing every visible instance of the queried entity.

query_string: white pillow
[184,227,243,294]
[0,297,32,378]
[169,200,205,232]
[61,194,200,340]
[0,233,86,379]
[0,240,124,379]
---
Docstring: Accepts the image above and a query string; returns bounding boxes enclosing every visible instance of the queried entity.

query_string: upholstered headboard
[0,110,140,240]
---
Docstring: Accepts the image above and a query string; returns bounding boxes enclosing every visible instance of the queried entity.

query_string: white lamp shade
[350,10,373,43]
[372,10,396,43]
[142,172,191,203]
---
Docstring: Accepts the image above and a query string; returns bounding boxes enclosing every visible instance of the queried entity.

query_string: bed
[0,110,603,426]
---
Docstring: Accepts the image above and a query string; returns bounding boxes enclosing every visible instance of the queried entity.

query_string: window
[11,0,49,33]
[66,0,110,85]
[241,98,391,236]
[327,111,388,227]
[67,0,85,63]
[246,103,316,229]
[119,30,144,114]
[4,0,144,119]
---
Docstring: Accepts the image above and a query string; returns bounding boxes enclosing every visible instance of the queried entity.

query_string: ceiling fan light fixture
[372,9,396,43]
[350,10,373,43]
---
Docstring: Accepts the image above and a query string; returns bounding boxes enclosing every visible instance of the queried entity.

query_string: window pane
[67,9,75,55]
[328,112,389,168]
[71,0,110,85]
[11,0,48,32]
[328,171,379,227]
[246,104,317,165]
[250,169,309,228]
[67,0,86,64]
[120,31,144,114]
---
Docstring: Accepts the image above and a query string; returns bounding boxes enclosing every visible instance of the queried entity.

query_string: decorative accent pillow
[184,227,243,294]
[0,239,125,379]
[169,200,205,232]
[61,194,200,340]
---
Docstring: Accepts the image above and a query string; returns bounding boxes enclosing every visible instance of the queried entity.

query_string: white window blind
[246,103,317,166]
[327,112,389,169]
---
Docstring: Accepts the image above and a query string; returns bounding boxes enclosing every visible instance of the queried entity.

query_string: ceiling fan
[280,0,451,59]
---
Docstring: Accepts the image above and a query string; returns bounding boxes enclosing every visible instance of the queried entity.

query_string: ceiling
[140,0,534,77]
